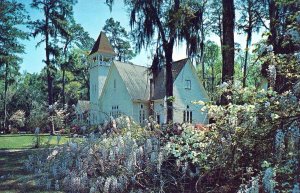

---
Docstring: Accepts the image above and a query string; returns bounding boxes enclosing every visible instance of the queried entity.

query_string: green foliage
[165,124,208,165]
[0,0,28,64]
[29,0,77,106]
[0,134,71,149]
[0,0,28,131]
[103,18,135,62]
[201,40,222,97]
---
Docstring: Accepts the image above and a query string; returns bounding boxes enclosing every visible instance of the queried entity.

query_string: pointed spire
[89,31,116,56]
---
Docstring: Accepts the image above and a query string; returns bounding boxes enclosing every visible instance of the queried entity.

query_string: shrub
[25,117,167,192]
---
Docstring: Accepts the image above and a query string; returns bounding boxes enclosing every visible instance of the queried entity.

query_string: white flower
[47,149,59,160]
[266,45,273,52]
[264,101,270,108]
[220,82,229,89]
[197,100,205,105]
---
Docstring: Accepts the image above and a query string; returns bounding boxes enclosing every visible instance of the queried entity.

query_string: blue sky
[18,0,151,73]
[18,0,262,74]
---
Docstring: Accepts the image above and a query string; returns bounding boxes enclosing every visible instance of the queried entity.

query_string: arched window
[183,105,192,123]
[139,104,145,123]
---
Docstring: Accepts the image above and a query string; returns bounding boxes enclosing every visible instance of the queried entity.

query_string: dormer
[89,31,116,68]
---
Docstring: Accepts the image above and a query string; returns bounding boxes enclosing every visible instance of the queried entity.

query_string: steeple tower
[90,32,115,55]
[89,31,116,67]
[89,31,116,125]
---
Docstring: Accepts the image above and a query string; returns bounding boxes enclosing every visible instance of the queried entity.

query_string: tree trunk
[62,44,68,108]
[218,10,223,48]
[221,0,235,83]
[268,0,279,54]
[45,8,53,106]
[3,62,9,132]
[62,68,66,106]
[199,5,206,88]
[164,41,174,124]
[268,0,286,93]
[221,0,235,104]
[200,21,205,88]
[243,30,251,88]
[211,63,215,93]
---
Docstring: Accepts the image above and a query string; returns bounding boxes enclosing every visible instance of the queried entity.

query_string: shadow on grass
[0,134,71,137]
[0,148,34,151]
[0,134,35,138]
[0,150,63,193]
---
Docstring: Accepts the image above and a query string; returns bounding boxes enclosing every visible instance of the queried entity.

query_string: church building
[89,31,209,125]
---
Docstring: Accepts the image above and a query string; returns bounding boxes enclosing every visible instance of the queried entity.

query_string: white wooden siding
[100,64,133,123]
[173,61,209,124]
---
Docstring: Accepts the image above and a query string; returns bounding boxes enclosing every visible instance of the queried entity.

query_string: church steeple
[89,31,116,56]
[89,32,116,125]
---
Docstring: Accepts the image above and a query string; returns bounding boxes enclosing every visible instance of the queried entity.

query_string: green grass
[0,134,77,192]
[0,134,83,192]
[0,134,71,150]
[0,149,64,193]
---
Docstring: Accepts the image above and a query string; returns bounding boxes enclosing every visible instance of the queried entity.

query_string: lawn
[0,134,79,192]
[0,134,71,150]
[0,149,64,193]
[0,134,85,192]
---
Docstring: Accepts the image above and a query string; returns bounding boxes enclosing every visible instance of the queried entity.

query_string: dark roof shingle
[89,32,116,56]
[114,61,150,101]
[152,58,189,100]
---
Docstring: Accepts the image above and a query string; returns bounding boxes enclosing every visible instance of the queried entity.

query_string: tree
[191,0,209,88]
[0,0,28,131]
[221,0,235,83]
[103,17,135,62]
[203,40,221,95]
[261,0,300,93]
[30,0,76,106]
[220,0,235,105]
[236,0,265,87]
[208,0,223,46]
[9,72,46,130]
[107,0,204,123]
[60,21,93,106]
[68,48,93,100]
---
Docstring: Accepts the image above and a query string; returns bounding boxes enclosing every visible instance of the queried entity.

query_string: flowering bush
[25,80,300,193]
[9,110,25,128]
[25,117,169,192]
[202,82,300,192]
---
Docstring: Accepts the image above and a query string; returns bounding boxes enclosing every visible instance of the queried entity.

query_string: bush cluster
[25,82,300,192]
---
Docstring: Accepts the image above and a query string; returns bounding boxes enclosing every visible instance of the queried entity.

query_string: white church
[88,32,209,125]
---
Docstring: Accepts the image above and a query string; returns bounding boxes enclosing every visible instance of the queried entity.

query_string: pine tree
[0,0,28,131]
[30,0,76,106]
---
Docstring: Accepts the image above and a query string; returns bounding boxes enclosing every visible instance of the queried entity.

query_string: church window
[114,79,116,89]
[139,104,145,123]
[183,105,192,123]
[111,105,120,118]
[187,109,190,122]
[185,80,191,90]
[157,115,160,124]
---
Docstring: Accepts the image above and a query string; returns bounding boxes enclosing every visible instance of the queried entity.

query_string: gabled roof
[89,31,116,56]
[171,58,189,80]
[114,61,150,101]
[152,58,189,100]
